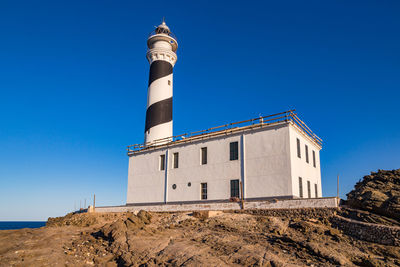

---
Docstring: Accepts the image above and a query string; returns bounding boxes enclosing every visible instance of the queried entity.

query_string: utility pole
[337,174,339,198]
[239,181,244,209]
[337,174,340,206]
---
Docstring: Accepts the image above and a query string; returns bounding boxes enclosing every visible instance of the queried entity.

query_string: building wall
[167,134,242,202]
[128,133,242,204]
[289,125,322,198]
[244,124,292,199]
[126,151,166,204]
[127,122,322,204]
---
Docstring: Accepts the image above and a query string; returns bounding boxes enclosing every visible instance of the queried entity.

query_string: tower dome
[147,19,178,53]
[155,20,170,34]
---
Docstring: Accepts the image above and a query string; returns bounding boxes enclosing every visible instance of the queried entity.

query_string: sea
[0,221,46,230]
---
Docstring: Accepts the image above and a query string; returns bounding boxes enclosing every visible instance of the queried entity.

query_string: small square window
[299,177,303,198]
[312,150,316,168]
[297,138,301,158]
[315,183,318,198]
[305,145,309,163]
[160,155,165,171]
[230,179,240,198]
[201,147,207,165]
[230,142,239,161]
[201,183,207,200]
[173,152,179,168]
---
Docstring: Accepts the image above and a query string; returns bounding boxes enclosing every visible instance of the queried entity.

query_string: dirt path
[0,226,88,266]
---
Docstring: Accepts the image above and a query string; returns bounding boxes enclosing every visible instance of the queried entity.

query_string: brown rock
[137,210,152,224]
[347,169,400,220]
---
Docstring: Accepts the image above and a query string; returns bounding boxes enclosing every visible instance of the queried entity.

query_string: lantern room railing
[148,30,177,41]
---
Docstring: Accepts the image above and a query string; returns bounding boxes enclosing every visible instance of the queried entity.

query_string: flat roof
[127,110,322,155]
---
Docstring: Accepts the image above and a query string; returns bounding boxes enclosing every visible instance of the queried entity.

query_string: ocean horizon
[0,221,46,230]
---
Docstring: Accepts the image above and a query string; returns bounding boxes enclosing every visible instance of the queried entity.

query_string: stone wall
[331,215,400,246]
[95,197,338,213]
[232,207,337,220]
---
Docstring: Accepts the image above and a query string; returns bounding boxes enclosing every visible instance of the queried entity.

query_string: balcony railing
[127,110,322,154]
[148,30,177,41]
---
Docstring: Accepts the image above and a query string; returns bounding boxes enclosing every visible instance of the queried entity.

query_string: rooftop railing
[148,30,177,41]
[127,110,322,155]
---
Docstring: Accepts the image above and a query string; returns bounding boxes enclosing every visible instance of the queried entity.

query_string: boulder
[347,169,400,220]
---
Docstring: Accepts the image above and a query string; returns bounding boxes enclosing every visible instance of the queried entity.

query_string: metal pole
[337,174,339,198]
[337,174,340,205]
[239,181,244,210]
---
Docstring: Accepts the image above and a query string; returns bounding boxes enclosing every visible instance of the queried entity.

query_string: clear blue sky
[1,1,399,220]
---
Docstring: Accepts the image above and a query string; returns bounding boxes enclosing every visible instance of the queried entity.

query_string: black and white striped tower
[144,20,178,145]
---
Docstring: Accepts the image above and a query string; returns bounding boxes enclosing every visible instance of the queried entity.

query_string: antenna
[337,174,339,198]
[337,174,340,206]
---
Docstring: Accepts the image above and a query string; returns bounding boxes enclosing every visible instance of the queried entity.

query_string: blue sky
[0,1,399,220]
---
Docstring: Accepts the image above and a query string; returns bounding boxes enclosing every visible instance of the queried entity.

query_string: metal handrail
[127,110,322,154]
[148,30,177,41]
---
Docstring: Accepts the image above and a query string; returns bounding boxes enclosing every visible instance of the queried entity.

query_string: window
[297,138,301,158]
[168,80,171,85]
[201,147,207,165]
[312,150,316,168]
[201,183,207,200]
[299,177,303,198]
[160,155,165,171]
[230,179,240,198]
[315,183,318,198]
[173,152,179,168]
[305,145,309,163]
[307,181,311,198]
[230,141,239,161]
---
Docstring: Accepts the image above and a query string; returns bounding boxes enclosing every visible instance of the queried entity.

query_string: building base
[94,197,338,213]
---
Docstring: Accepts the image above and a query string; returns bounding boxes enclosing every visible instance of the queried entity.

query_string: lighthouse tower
[144,20,178,145]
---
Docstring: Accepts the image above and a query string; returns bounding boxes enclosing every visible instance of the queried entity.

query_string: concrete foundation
[95,197,338,213]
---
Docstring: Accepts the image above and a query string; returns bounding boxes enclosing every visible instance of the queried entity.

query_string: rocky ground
[0,169,399,266]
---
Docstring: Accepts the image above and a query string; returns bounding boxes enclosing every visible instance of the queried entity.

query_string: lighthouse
[125,21,324,208]
[144,19,178,145]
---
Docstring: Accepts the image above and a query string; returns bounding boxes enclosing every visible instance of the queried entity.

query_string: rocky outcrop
[46,212,122,227]
[47,212,98,227]
[346,169,400,220]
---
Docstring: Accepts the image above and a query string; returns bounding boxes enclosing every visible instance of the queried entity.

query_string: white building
[126,21,323,206]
